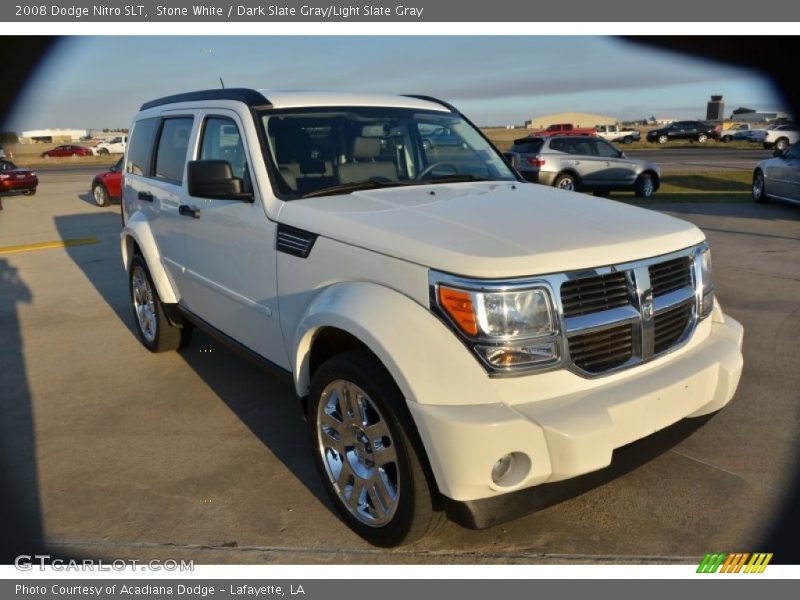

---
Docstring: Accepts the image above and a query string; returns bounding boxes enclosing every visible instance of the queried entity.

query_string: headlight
[436,283,559,372]
[696,245,715,318]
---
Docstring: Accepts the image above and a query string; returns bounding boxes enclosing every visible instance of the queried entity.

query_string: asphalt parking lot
[1,164,798,564]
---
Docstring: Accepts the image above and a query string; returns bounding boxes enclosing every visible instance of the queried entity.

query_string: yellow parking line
[0,237,99,255]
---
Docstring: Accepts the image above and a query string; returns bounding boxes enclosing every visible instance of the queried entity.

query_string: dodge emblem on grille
[642,301,654,321]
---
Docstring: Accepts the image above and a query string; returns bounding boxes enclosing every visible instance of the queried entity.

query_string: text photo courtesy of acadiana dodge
[16,584,307,597]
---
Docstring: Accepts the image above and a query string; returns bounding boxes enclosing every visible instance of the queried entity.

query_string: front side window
[154,117,194,184]
[260,107,516,199]
[593,139,620,158]
[200,117,247,180]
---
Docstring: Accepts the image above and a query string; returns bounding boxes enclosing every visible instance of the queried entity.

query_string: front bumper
[408,310,743,507]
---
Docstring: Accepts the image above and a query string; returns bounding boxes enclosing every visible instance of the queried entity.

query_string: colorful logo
[697,553,773,573]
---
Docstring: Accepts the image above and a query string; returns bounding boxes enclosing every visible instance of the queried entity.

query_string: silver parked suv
[506,135,661,198]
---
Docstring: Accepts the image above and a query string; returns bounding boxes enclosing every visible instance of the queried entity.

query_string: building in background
[706,95,725,120]
[524,112,617,129]
[19,128,88,143]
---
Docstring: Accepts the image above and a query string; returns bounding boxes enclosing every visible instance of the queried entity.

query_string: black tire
[128,254,192,352]
[722,136,732,143]
[635,173,656,199]
[775,138,790,152]
[98,147,109,155]
[22,188,36,196]
[92,182,110,207]
[753,170,769,204]
[553,172,578,192]
[307,349,444,547]
[623,136,633,144]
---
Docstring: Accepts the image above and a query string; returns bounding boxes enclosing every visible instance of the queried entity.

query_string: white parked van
[120,89,743,546]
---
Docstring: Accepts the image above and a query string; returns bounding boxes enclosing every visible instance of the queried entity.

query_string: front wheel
[753,171,769,204]
[635,173,656,198]
[308,349,443,547]
[128,255,192,352]
[623,136,633,144]
[697,133,708,143]
[97,148,109,155]
[22,189,36,196]
[657,135,668,144]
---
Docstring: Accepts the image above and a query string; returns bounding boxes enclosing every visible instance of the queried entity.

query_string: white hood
[277,182,704,278]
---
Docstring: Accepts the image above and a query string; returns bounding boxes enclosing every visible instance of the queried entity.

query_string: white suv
[121,89,744,546]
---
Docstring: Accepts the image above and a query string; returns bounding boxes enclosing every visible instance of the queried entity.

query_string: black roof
[139,88,271,111]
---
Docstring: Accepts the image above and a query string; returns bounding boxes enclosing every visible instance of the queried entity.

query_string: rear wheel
[657,135,668,144]
[635,174,655,199]
[308,349,444,547]
[92,183,110,207]
[623,136,633,144]
[753,170,769,204]
[554,172,577,192]
[22,189,36,196]
[775,138,790,152]
[697,133,708,143]
[722,135,732,142]
[128,255,192,352]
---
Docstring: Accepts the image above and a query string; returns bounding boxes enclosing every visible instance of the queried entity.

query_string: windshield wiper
[301,178,402,199]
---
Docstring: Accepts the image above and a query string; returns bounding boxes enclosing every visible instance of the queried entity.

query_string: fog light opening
[490,452,531,487]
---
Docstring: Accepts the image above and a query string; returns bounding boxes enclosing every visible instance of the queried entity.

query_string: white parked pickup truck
[95,135,127,154]
[594,124,641,144]
[120,89,744,546]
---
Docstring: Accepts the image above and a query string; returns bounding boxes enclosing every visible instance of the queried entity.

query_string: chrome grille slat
[560,272,630,317]
[649,257,692,296]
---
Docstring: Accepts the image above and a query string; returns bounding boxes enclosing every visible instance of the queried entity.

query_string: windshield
[260,107,516,198]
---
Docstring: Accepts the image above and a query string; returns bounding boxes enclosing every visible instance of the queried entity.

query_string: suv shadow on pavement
[53,212,336,523]
[0,258,44,561]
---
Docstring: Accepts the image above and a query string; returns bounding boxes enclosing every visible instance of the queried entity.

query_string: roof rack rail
[140,88,271,111]
[402,94,458,113]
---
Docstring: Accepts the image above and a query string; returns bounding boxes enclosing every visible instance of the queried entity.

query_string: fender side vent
[277,224,317,258]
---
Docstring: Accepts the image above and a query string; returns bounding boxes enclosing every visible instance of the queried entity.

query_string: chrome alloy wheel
[131,265,157,343]
[753,173,764,200]
[316,380,399,527]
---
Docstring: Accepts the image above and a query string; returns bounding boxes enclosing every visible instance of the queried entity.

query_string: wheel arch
[554,168,582,187]
[120,213,179,304]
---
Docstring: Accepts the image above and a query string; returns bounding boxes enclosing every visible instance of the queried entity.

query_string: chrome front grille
[560,248,699,376]
[561,272,629,317]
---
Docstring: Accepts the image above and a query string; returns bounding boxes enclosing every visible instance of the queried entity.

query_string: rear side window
[510,139,544,154]
[126,117,159,176]
[154,117,194,184]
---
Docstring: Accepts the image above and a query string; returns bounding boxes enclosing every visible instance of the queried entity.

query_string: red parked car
[0,160,38,196]
[40,144,94,158]
[90,157,123,206]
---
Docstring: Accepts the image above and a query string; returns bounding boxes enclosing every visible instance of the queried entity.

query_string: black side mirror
[773,149,785,158]
[187,160,253,202]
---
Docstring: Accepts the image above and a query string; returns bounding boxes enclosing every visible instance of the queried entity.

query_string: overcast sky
[4,36,786,131]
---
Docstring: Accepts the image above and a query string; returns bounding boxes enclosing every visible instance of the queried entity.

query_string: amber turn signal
[438,286,478,336]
